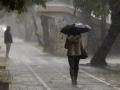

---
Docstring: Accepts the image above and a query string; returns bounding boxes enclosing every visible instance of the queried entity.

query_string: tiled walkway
[0,38,118,90]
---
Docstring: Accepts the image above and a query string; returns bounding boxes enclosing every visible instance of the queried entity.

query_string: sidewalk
[79,61,120,90]
[0,38,119,90]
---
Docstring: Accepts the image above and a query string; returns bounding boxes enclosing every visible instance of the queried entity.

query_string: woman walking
[65,34,83,86]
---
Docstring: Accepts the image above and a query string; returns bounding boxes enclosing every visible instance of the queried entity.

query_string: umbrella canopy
[60,23,91,35]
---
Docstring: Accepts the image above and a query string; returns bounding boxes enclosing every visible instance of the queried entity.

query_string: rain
[0,0,119,90]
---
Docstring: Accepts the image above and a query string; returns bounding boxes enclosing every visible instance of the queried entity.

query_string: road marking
[20,58,51,90]
[54,59,119,90]
[80,69,120,90]
[12,42,119,90]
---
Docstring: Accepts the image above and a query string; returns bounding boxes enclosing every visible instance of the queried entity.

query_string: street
[0,38,118,90]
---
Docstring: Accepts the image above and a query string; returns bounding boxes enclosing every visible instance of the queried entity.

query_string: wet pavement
[0,38,119,90]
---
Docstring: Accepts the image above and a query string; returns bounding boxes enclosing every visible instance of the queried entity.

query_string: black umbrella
[60,23,91,35]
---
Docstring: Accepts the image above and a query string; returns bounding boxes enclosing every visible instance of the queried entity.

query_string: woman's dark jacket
[65,35,81,56]
[4,30,13,44]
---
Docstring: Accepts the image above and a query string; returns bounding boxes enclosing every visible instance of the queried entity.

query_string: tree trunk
[90,26,120,67]
[31,12,44,46]
[100,13,107,42]
[90,2,120,67]
[40,15,50,51]
[100,0,107,42]
[73,6,78,16]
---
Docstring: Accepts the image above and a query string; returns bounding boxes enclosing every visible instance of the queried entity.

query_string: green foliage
[73,0,110,17]
[0,0,47,13]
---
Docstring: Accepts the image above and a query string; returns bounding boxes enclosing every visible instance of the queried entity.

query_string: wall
[39,12,104,56]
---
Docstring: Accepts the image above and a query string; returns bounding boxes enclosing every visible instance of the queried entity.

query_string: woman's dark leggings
[68,56,80,81]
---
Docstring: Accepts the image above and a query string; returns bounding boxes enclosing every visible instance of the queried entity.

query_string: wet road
[1,38,118,90]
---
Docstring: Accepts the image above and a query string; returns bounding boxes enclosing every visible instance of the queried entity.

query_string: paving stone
[0,38,118,90]
[9,84,44,90]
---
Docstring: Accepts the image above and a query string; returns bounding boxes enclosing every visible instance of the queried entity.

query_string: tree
[73,0,120,67]
[91,0,120,67]
[0,0,47,13]
[30,8,44,46]
[0,0,47,46]
[40,15,50,51]
[73,0,109,42]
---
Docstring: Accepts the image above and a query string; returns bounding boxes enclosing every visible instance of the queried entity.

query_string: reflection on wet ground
[0,57,44,90]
